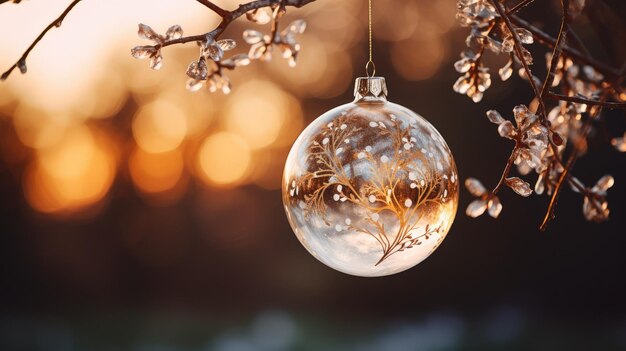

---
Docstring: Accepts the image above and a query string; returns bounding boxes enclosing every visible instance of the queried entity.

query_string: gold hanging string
[366,0,376,77]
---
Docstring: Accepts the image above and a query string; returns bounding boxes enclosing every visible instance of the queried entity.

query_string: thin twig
[495,0,571,165]
[491,143,520,195]
[195,0,229,17]
[546,92,626,109]
[1,0,83,80]
[493,0,547,118]
[538,0,573,169]
[506,0,536,15]
[539,57,626,231]
[541,65,626,229]
[539,103,603,231]
[510,15,620,79]
[539,156,575,230]
[540,0,569,99]
[567,27,592,57]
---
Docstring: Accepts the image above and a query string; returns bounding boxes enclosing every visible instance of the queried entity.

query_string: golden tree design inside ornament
[282,77,459,277]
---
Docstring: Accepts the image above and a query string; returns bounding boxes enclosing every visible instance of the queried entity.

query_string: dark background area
[1,0,626,350]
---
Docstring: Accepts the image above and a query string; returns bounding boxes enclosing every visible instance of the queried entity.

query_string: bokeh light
[197,132,252,187]
[13,103,72,150]
[225,80,289,149]
[81,70,128,120]
[0,2,625,349]
[132,99,188,153]
[0,0,465,214]
[391,36,446,81]
[129,146,185,195]
[22,126,116,215]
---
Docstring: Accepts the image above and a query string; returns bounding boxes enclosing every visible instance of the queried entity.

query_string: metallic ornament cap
[354,76,388,102]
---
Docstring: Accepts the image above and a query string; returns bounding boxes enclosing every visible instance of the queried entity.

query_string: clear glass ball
[283,78,459,277]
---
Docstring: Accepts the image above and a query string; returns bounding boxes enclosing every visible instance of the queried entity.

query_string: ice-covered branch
[456,0,624,228]
[1,0,316,86]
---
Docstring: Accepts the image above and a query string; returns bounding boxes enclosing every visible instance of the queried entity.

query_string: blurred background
[1,0,625,350]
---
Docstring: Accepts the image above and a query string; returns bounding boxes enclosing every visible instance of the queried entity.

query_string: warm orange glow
[132,100,188,153]
[197,132,251,187]
[375,2,420,41]
[129,147,184,194]
[38,126,96,179]
[269,38,353,99]
[250,148,289,190]
[81,71,128,119]
[13,104,71,150]
[267,36,328,92]
[391,37,445,81]
[153,81,217,137]
[225,81,289,149]
[0,86,14,107]
[23,127,116,214]
[0,0,460,217]
[429,1,459,34]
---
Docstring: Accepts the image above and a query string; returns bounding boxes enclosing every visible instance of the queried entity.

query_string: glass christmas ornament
[282,77,459,277]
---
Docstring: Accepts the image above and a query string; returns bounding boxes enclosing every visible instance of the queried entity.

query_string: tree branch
[491,143,520,195]
[2,0,316,80]
[458,0,622,227]
[510,14,621,79]
[492,0,547,118]
[195,0,229,17]
[149,0,315,50]
[540,0,569,99]
[494,0,607,230]
[539,102,603,231]
[1,0,83,81]
[546,92,626,109]
[506,0,536,15]
[567,27,592,57]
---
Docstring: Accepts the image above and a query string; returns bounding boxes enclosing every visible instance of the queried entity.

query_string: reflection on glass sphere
[283,77,458,277]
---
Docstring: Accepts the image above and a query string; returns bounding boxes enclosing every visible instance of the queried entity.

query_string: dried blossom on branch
[455,0,625,229]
